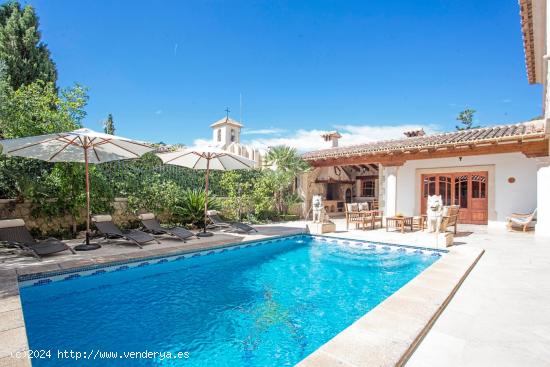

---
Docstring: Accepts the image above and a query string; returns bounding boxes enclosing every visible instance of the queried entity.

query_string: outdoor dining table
[386,216,414,233]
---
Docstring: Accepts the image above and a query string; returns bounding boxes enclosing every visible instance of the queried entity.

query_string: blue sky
[20,0,542,150]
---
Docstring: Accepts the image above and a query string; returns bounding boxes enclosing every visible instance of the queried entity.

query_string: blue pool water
[20,235,440,366]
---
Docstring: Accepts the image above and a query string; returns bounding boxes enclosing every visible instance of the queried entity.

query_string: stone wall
[0,198,135,237]
[297,168,322,219]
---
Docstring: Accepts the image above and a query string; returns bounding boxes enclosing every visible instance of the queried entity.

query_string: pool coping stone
[295,244,484,367]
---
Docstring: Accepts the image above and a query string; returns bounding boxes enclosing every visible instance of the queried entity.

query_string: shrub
[219,170,261,221]
[251,171,279,220]
[126,174,184,221]
[27,163,114,234]
[175,188,221,228]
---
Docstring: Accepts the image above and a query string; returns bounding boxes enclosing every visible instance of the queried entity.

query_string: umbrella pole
[198,157,213,237]
[74,143,101,251]
[85,147,91,243]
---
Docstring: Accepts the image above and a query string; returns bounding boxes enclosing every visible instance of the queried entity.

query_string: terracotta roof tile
[519,0,536,84]
[302,121,546,161]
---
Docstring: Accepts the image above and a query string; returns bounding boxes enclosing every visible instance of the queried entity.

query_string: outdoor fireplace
[326,183,339,200]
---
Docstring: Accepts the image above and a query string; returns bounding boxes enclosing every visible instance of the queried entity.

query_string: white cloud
[242,124,441,152]
[191,138,213,149]
[242,128,287,135]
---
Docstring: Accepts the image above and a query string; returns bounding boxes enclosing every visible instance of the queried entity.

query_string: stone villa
[298,0,550,236]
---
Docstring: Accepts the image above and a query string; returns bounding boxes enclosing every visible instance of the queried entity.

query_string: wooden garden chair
[506,209,537,232]
[440,205,460,234]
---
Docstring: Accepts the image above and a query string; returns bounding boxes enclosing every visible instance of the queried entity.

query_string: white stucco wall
[211,125,241,147]
[394,153,539,226]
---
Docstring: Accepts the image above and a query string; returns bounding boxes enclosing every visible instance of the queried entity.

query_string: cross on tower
[225,107,230,118]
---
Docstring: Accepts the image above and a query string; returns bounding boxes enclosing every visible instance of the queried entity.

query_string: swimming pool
[19,235,442,366]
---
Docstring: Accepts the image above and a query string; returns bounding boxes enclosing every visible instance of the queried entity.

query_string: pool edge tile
[296,246,484,367]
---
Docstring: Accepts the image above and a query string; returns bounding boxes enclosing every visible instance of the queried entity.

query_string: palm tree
[264,146,310,216]
[264,146,310,175]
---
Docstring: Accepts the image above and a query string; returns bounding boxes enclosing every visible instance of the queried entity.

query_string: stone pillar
[536,157,550,237]
[384,166,399,218]
[297,168,320,219]
[378,164,385,210]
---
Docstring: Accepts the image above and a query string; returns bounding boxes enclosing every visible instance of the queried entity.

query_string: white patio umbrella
[0,128,155,250]
[157,147,256,236]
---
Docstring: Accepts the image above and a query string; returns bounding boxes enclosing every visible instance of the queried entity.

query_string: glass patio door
[421,174,453,215]
[454,174,469,222]
[469,172,488,224]
[421,172,488,224]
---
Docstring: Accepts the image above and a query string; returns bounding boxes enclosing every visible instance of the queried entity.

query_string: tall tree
[0,60,8,136]
[456,109,479,130]
[0,81,88,138]
[103,113,115,135]
[0,1,57,89]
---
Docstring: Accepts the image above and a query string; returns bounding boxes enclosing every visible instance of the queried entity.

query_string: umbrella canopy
[157,147,256,235]
[0,128,155,248]
[156,146,256,170]
[0,128,153,163]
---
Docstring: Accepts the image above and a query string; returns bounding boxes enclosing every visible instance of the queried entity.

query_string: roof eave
[303,133,548,162]
[210,121,243,128]
[519,0,546,84]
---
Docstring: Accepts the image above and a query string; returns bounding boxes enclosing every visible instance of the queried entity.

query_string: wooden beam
[307,139,548,167]
[314,178,355,184]
[311,155,406,168]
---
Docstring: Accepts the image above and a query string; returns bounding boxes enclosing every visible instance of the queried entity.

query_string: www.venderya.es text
[12,349,190,361]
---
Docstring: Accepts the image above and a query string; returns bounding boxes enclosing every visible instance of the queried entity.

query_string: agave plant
[175,188,221,228]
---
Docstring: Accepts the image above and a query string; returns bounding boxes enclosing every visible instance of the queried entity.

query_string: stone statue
[312,195,328,223]
[308,194,335,234]
[426,195,443,233]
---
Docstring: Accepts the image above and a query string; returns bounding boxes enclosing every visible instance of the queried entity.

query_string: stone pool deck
[1,220,546,366]
[406,225,550,367]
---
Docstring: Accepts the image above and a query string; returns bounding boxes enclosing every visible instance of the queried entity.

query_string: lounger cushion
[509,217,530,224]
[138,213,155,220]
[142,218,193,240]
[231,222,256,233]
[168,227,195,239]
[0,219,26,229]
[358,202,370,211]
[95,220,155,245]
[29,239,71,255]
[94,221,124,236]
[93,215,113,223]
[347,203,358,212]
[124,229,156,243]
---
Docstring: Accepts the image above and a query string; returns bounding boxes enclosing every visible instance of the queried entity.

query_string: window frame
[361,178,376,197]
